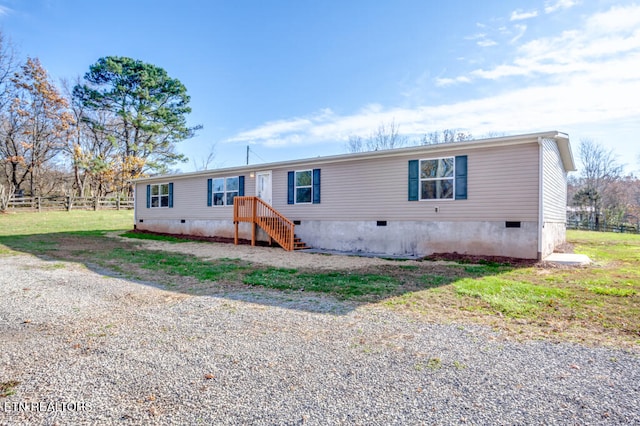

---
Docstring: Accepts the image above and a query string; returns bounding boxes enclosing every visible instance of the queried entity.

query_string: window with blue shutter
[408,160,419,201]
[455,155,467,200]
[287,171,295,204]
[147,183,172,208]
[207,176,241,206]
[289,169,321,204]
[312,169,321,204]
[408,156,468,200]
[238,175,245,196]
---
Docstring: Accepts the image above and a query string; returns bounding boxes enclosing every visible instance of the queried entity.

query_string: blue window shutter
[146,185,151,208]
[287,171,295,204]
[238,175,245,196]
[207,178,212,206]
[312,169,321,204]
[455,155,468,200]
[408,160,419,201]
[168,182,174,208]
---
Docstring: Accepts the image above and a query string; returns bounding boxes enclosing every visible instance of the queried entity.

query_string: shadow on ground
[0,230,531,315]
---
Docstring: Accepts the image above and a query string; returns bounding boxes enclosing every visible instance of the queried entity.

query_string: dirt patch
[122,230,538,269]
[127,229,274,247]
[423,252,539,267]
[112,232,420,271]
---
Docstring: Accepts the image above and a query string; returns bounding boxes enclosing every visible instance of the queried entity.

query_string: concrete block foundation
[135,219,542,259]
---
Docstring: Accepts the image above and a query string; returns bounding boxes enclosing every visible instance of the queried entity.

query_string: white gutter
[537,137,544,260]
[133,130,568,184]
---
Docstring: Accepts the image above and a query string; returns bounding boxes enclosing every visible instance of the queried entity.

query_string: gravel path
[1,253,639,425]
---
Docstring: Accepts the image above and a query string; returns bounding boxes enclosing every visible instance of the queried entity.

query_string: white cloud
[465,32,486,41]
[452,4,640,82]
[510,9,538,21]
[585,3,640,33]
[545,0,579,14]
[477,38,498,47]
[435,76,471,87]
[510,24,527,44]
[224,65,640,147]
[465,32,498,47]
[224,4,640,150]
[0,5,11,16]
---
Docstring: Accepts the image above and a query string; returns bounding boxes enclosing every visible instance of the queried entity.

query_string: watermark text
[2,401,91,412]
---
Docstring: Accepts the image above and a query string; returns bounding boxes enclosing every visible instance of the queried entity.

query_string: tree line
[2,29,638,227]
[569,139,640,230]
[0,31,199,201]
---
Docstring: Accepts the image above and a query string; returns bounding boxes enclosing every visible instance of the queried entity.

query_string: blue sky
[1,0,639,173]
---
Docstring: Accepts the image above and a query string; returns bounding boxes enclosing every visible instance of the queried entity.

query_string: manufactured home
[133,131,576,259]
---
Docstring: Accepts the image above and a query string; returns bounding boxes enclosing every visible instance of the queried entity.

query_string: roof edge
[133,130,572,183]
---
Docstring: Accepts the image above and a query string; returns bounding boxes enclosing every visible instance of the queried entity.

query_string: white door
[255,171,272,205]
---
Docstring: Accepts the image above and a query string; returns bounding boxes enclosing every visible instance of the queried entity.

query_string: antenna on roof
[246,145,249,165]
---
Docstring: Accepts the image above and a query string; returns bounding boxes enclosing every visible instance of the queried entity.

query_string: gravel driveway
[1,251,639,425]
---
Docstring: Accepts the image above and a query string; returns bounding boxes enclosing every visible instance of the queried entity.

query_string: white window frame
[150,183,170,208]
[294,170,313,204]
[419,157,455,201]
[211,176,240,206]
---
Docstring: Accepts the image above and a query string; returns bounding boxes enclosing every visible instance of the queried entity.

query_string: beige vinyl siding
[542,138,568,222]
[273,142,540,222]
[135,174,256,221]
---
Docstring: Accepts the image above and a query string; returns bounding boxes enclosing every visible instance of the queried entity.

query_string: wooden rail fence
[567,222,639,234]
[5,196,134,212]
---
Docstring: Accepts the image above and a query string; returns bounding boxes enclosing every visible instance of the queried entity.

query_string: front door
[255,171,272,205]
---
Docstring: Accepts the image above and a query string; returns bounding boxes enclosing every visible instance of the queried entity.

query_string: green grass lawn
[1,211,638,348]
[0,210,133,235]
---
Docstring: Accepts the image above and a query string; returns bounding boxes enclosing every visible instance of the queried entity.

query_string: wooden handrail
[233,196,295,251]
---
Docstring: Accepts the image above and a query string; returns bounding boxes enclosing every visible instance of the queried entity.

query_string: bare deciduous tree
[192,143,217,171]
[0,31,20,191]
[2,58,73,195]
[345,120,407,153]
[0,31,18,111]
[366,120,407,151]
[0,181,15,211]
[420,129,473,145]
[346,135,364,153]
[572,138,624,227]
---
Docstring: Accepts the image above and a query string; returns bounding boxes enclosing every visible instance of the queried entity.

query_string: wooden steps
[293,235,310,250]
[233,196,310,251]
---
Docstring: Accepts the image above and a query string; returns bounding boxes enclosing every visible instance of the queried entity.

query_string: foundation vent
[377,221,388,227]
[505,221,521,228]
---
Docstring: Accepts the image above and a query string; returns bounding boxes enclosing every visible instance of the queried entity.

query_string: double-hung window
[420,157,454,200]
[150,183,170,207]
[295,170,312,203]
[146,182,173,208]
[287,169,321,204]
[209,176,240,206]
